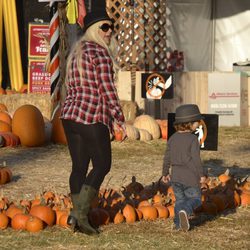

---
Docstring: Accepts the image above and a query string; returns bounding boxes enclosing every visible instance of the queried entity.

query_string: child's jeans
[172,182,202,228]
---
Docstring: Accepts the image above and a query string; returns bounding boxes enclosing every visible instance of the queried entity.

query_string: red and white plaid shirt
[60,41,125,133]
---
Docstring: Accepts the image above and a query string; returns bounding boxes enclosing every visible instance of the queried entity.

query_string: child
[161,104,206,231]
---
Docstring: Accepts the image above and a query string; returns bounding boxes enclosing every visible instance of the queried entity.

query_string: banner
[167,113,219,151]
[141,72,173,99]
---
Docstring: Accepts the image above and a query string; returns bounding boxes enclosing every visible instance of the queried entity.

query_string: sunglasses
[99,23,114,32]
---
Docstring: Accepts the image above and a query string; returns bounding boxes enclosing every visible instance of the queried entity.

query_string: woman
[61,10,126,235]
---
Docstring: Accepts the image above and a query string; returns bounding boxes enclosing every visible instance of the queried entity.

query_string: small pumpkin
[0,212,9,229]
[138,129,152,141]
[11,213,30,230]
[25,216,44,232]
[0,163,13,185]
[125,124,140,140]
[113,210,125,224]
[29,205,56,226]
[0,111,12,126]
[122,204,137,224]
[0,120,11,132]
[138,205,158,220]
[0,132,20,147]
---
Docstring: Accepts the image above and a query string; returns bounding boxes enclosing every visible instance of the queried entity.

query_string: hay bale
[120,100,137,122]
[0,93,52,119]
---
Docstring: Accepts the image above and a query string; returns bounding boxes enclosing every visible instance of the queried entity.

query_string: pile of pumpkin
[0,102,167,147]
[0,172,249,232]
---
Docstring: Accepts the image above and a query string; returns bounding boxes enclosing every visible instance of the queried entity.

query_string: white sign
[208,72,248,126]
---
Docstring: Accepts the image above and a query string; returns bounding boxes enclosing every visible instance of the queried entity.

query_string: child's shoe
[179,210,190,231]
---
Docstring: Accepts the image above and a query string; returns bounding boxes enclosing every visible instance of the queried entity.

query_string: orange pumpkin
[0,132,20,147]
[0,111,12,126]
[58,214,70,228]
[51,107,67,144]
[240,191,250,207]
[11,213,30,230]
[0,213,9,229]
[122,204,137,223]
[113,210,125,224]
[12,104,45,147]
[25,216,44,232]
[29,205,56,226]
[0,120,11,132]
[138,205,158,220]
[0,166,12,185]
[154,204,169,219]
[5,205,23,219]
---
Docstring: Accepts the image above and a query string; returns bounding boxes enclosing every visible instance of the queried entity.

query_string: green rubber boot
[77,185,99,235]
[67,193,80,232]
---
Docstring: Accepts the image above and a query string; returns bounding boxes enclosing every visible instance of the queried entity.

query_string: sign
[28,59,51,93]
[141,73,173,99]
[167,113,219,151]
[208,72,248,126]
[28,23,50,58]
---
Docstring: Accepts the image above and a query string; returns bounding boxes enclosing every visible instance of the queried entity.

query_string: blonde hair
[65,21,119,86]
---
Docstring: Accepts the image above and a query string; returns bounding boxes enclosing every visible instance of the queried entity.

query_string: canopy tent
[167,0,250,71]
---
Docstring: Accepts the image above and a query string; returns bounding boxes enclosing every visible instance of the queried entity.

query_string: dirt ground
[0,127,249,203]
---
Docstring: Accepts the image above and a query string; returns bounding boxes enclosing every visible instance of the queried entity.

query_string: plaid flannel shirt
[60,41,125,133]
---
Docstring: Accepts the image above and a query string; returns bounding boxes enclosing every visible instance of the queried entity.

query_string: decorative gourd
[51,106,67,145]
[12,104,45,147]
[134,115,160,139]
[0,132,20,147]
[29,205,56,226]
[125,124,140,140]
[0,120,11,132]
[138,129,152,141]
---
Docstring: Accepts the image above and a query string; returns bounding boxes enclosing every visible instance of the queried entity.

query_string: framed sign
[167,113,219,151]
[141,72,173,99]
[28,23,50,58]
[28,59,51,93]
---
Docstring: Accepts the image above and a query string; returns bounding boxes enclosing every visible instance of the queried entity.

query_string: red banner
[28,23,50,58]
[28,59,51,93]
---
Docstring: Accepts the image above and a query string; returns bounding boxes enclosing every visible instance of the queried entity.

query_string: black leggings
[62,119,111,193]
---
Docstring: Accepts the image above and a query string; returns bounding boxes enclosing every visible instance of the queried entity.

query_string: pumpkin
[0,88,6,95]
[240,191,250,206]
[125,124,140,140]
[11,213,30,230]
[19,84,28,94]
[0,111,12,126]
[122,204,137,223]
[154,204,169,219]
[58,214,70,228]
[138,129,152,141]
[25,216,44,232]
[0,213,9,229]
[5,205,24,219]
[156,119,168,139]
[0,120,11,132]
[113,210,125,224]
[88,208,110,227]
[134,115,160,139]
[29,205,56,226]
[135,208,143,221]
[0,103,8,112]
[12,104,45,147]
[166,204,175,217]
[0,165,12,185]
[0,132,20,147]
[138,205,158,220]
[114,130,123,141]
[51,106,67,145]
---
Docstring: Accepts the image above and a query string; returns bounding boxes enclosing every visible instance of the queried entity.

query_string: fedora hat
[174,104,204,125]
[83,10,113,32]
